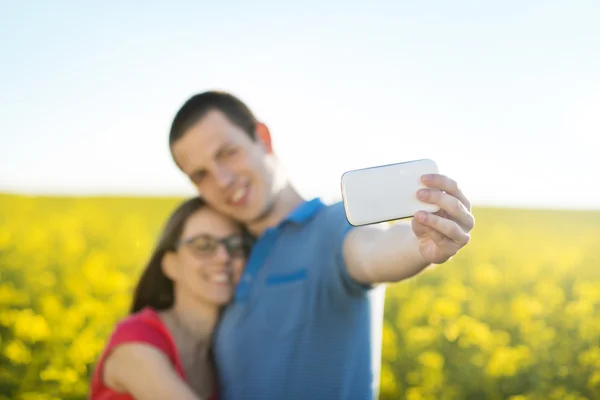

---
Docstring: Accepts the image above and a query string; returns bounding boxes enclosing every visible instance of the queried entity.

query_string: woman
[90,197,251,400]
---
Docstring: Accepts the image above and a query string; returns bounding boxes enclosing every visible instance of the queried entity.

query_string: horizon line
[1,189,599,213]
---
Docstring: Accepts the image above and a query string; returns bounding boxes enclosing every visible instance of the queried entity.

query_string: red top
[90,307,217,400]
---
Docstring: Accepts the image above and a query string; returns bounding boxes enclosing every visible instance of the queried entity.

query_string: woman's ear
[255,122,273,154]
[161,251,178,281]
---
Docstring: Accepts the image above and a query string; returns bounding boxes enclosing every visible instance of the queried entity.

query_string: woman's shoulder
[100,308,166,351]
[116,306,163,328]
[95,307,176,363]
[90,307,183,399]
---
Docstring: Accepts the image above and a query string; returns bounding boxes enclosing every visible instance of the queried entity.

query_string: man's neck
[247,183,305,237]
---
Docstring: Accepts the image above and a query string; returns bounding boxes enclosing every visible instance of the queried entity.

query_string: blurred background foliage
[1,194,599,399]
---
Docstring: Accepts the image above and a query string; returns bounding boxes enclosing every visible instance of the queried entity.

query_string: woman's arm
[102,342,204,400]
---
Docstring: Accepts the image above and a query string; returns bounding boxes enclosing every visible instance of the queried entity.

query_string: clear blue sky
[1,1,599,209]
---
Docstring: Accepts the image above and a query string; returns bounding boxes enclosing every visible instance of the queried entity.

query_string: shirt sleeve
[103,313,174,363]
[321,202,374,297]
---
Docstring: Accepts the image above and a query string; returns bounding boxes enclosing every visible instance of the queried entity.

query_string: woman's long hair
[130,196,208,314]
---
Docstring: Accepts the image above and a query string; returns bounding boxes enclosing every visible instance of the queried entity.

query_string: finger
[421,174,471,211]
[417,188,475,231]
[414,211,471,246]
[412,218,447,246]
[412,219,460,259]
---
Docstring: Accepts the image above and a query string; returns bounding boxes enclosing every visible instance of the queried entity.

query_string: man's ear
[161,251,178,281]
[255,122,273,154]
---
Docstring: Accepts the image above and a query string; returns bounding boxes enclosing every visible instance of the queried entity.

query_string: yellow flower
[486,345,532,377]
[4,339,31,364]
[379,363,399,397]
[418,351,444,370]
[381,321,398,362]
[13,309,50,343]
[432,297,461,319]
[588,371,600,390]
[406,326,437,349]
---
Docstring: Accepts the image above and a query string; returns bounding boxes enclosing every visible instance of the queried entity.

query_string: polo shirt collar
[283,197,325,224]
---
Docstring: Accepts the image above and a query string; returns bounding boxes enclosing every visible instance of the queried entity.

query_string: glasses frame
[175,232,251,258]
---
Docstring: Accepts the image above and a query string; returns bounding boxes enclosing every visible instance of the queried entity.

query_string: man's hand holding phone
[412,172,474,264]
[340,158,475,279]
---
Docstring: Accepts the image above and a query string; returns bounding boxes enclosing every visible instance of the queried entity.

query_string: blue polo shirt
[213,198,386,400]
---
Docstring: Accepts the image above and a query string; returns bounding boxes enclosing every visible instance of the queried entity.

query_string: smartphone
[340,158,441,226]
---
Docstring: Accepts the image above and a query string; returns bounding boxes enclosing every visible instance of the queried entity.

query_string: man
[168,91,474,400]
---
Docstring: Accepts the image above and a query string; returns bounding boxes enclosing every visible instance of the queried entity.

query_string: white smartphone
[340,158,441,226]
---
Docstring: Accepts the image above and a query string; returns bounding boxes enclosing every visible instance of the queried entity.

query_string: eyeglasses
[175,233,250,259]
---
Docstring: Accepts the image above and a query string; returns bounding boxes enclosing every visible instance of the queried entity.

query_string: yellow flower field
[1,193,599,400]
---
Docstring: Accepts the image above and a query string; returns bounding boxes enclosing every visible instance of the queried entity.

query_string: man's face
[171,110,276,224]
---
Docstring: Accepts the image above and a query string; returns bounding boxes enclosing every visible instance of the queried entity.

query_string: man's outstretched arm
[343,173,475,285]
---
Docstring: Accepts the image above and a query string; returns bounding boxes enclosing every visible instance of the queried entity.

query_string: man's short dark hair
[169,91,258,146]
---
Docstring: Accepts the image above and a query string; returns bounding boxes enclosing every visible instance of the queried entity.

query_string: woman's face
[164,207,248,306]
